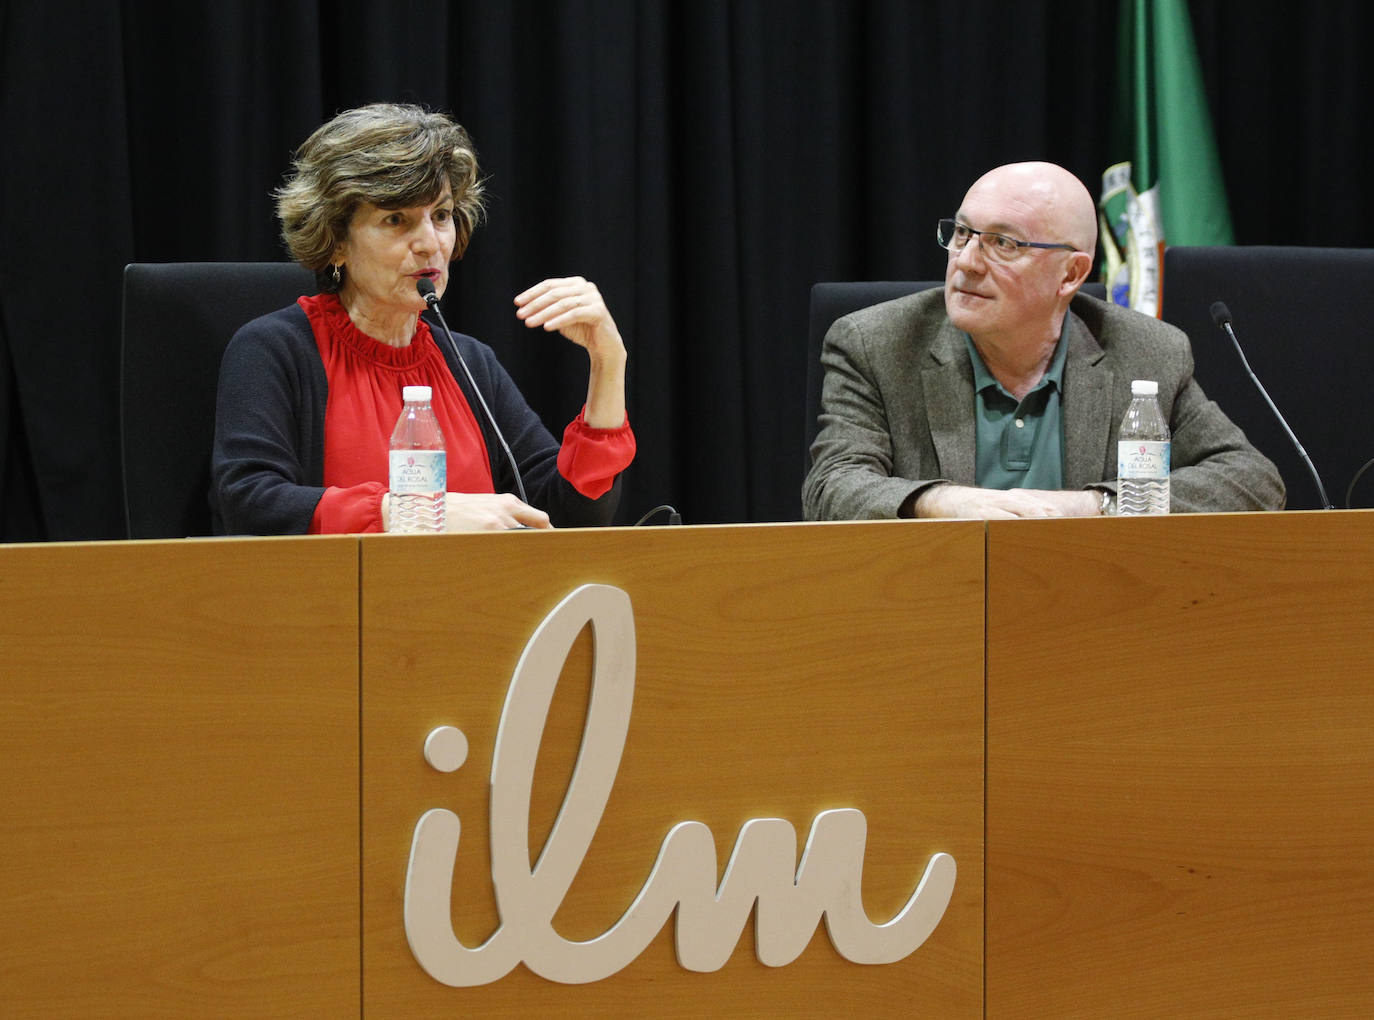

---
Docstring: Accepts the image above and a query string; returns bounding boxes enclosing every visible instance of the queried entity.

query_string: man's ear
[1060,251,1094,296]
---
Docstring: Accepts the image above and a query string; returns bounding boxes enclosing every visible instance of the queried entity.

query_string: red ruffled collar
[299,292,435,368]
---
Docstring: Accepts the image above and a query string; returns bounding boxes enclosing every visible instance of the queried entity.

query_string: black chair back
[1162,246,1374,509]
[120,262,315,538]
[804,280,1106,467]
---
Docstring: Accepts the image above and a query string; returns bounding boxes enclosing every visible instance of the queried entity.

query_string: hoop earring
[331,264,342,287]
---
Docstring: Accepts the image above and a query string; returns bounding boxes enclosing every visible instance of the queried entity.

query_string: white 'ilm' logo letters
[403,584,956,986]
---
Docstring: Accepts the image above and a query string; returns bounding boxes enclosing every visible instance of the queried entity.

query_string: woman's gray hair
[275,103,486,292]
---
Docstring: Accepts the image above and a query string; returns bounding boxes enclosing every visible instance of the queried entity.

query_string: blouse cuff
[309,482,388,534]
[557,408,636,500]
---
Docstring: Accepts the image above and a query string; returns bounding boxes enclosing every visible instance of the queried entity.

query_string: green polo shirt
[965,332,1067,491]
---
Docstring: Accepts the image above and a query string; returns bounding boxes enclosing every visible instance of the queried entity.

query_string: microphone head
[415,276,438,305]
[1209,301,1232,328]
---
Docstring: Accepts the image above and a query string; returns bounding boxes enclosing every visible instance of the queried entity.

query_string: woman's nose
[411,218,439,253]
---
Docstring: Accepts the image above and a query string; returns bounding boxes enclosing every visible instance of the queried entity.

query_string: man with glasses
[803,161,1283,519]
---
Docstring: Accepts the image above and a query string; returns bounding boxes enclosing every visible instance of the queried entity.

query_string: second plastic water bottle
[1116,379,1170,516]
[389,385,446,533]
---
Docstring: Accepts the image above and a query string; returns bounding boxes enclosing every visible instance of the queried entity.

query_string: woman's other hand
[382,492,552,531]
[444,492,552,531]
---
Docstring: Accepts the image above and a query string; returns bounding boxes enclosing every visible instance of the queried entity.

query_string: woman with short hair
[212,103,634,534]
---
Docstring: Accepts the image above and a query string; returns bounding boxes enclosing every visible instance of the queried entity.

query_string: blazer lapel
[922,323,977,485]
[1061,312,1114,488]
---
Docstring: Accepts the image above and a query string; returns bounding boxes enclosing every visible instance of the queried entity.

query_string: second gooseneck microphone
[416,277,529,504]
[1209,301,1333,510]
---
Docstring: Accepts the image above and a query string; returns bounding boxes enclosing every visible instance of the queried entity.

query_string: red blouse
[299,293,632,533]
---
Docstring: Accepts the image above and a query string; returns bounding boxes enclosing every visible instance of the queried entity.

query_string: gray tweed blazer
[802,288,1285,520]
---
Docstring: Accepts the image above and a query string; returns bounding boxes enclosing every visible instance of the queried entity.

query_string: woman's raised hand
[514,276,625,361]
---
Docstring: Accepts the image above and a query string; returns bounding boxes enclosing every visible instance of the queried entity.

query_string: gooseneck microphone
[416,277,529,505]
[1209,301,1333,509]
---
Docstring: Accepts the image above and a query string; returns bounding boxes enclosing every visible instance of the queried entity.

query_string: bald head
[945,161,1099,349]
[963,162,1097,257]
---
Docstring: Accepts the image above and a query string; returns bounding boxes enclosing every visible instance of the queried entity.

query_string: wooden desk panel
[360,521,986,1017]
[7,512,1368,1016]
[0,538,360,1018]
[986,511,1374,1017]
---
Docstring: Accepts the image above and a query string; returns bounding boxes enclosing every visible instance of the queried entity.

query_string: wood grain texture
[986,511,1374,1018]
[0,537,361,1019]
[359,520,986,1017]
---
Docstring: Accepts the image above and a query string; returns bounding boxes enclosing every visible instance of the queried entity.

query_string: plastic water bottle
[389,385,446,533]
[1116,379,1170,515]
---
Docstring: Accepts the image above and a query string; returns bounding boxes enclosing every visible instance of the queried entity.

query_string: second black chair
[120,262,315,539]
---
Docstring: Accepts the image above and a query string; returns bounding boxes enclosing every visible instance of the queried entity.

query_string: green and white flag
[1100,0,1234,317]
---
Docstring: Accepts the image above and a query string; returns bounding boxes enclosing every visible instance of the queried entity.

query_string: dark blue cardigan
[210,303,621,534]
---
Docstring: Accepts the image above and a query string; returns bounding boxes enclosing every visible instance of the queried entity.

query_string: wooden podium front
[359,521,985,1015]
[0,521,984,1017]
[0,537,361,1017]
[4,512,1371,1017]
[986,510,1374,1016]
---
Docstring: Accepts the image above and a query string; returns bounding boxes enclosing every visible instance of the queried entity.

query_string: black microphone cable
[417,278,529,505]
[633,504,683,526]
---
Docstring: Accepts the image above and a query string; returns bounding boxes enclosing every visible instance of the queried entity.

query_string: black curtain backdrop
[2,1,1370,540]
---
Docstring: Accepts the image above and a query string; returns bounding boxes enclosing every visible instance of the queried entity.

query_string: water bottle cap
[402,385,433,403]
[1130,380,1159,396]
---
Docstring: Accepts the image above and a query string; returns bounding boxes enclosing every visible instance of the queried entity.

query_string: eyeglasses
[936,219,1078,263]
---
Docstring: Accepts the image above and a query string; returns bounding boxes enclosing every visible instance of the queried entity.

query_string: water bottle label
[389,450,447,494]
[1117,440,1170,479]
